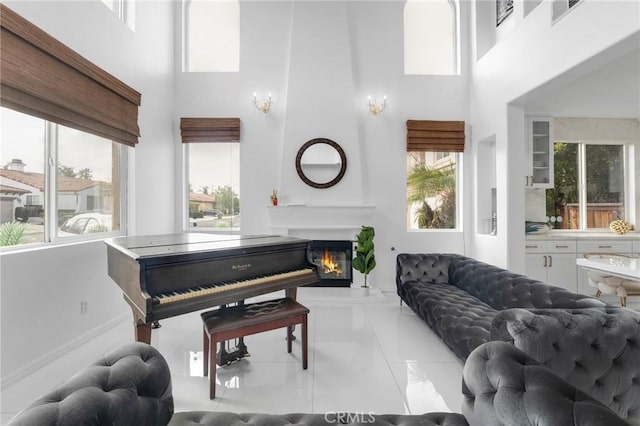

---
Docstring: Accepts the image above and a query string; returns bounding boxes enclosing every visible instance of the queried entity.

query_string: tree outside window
[546,142,626,229]
[407,152,457,230]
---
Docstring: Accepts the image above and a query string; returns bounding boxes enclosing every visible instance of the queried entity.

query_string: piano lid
[105,233,310,260]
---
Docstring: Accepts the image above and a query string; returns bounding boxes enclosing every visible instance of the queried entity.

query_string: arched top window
[404,0,458,75]
[183,0,239,72]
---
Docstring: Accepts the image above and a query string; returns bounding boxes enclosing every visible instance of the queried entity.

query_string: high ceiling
[514,36,640,119]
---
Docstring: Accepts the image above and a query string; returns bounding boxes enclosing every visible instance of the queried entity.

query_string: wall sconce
[368,95,388,116]
[253,92,272,114]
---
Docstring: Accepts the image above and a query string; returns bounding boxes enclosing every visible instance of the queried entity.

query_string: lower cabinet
[526,237,639,297]
[525,240,577,292]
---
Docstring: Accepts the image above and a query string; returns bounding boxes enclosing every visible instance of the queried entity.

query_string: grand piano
[105,233,319,344]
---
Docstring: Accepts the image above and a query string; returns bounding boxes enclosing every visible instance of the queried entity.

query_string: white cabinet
[525,117,554,188]
[525,240,577,292]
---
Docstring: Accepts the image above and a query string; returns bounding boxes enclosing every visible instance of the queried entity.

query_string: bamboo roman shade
[406,120,465,152]
[180,118,241,143]
[0,4,141,147]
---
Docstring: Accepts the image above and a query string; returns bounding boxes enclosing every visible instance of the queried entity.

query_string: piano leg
[135,321,152,344]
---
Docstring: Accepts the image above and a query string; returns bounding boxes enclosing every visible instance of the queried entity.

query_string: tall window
[404,0,458,75]
[186,143,240,233]
[546,142,627,230]
[0,108,124,247]
[183,0,240,72]
[407,152,459,230]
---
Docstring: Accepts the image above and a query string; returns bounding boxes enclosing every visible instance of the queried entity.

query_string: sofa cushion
[448,256,606,310]
[403,281,497,360]
[491,307,640,420]
[168,412,469,426]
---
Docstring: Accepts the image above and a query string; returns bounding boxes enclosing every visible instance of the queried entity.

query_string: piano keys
[105,233,319,343]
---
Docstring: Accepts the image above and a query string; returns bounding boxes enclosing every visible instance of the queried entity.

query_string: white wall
[0,0,175,386]
[174,1,471,290]
[468,0,640,272]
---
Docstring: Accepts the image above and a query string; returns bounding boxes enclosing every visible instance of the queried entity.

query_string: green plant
[407,163,456,229]
[0,221,29,246]
[352,225,376,288]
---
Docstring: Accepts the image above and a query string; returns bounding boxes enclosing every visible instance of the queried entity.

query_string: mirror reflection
[295,138,347,189]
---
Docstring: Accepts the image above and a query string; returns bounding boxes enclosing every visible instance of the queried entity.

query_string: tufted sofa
[8,341,629,426]
[396,253,640,420]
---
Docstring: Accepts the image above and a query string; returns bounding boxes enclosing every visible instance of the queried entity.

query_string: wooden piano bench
[201,297,309,399]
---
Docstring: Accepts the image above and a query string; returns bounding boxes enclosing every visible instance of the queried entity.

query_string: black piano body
[105,233,319,343]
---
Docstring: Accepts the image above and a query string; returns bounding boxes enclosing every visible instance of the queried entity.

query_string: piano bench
[201,297,309,399]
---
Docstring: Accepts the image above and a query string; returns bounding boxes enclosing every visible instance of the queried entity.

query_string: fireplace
[307,240,352,287]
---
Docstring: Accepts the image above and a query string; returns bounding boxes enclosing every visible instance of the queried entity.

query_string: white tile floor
[1,287,465,423]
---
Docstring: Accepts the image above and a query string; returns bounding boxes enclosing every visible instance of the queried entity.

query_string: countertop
[526,231,639,240]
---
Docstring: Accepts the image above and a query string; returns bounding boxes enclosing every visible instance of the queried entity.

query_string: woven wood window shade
[0,4,141,147]
[180,118,241,143]
[406,120,465,152]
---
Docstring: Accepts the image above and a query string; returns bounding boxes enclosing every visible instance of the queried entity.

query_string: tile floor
[1,287,465,423]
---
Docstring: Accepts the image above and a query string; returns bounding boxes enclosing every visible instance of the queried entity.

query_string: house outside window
[0,107,125,247]
[546,142,628,230]
[186,143,240,233]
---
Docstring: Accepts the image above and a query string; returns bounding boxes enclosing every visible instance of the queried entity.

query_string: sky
[1,108,114,182]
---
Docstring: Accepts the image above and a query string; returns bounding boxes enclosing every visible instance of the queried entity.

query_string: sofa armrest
[462,341,629,426]
[395,254,454,295]
[8,342,174,426]
[490,307,640,419]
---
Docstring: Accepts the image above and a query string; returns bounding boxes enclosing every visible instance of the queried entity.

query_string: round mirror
[295,138,347,189]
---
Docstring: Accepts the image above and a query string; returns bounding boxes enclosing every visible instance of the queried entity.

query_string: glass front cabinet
[525,116,554,188]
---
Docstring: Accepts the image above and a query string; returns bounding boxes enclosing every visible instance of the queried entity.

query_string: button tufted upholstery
[461,341,629,426]
[10,341,631,426]
[448,255,605,310]
[491,307,640,419]
[8,342,174,426]
[396,254,605,361]
[395,253,640,420]
[168,412,469,426]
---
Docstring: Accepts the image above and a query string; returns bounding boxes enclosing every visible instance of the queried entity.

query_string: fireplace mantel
[267,204,375,238]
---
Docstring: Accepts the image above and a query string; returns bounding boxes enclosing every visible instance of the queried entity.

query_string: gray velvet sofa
[8,341,629,426]
[396,253,640,421]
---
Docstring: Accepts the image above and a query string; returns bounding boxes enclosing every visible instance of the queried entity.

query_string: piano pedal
[151,321,161,329]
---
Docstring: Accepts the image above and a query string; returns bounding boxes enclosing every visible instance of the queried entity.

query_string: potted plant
[352,225,376,288]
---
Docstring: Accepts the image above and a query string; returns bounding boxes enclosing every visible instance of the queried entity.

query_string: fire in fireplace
[307,240,352,287]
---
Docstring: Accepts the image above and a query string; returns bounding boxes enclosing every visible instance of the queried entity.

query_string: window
[183,0,240,72]
[404,0,458,75]
[406,120,464,230]
[186,143,240,233]
[100,0,135,30]
[407,152,459,230]
[546,142,627,230]
[0,107,124,247]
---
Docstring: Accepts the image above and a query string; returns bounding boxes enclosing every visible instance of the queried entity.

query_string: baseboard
[0,312,129,390]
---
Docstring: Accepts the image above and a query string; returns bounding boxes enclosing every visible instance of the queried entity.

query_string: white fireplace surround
[267,204,376,240]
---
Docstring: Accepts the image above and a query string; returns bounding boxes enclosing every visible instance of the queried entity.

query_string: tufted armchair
[7,342,174,426]
[462,341,630,426]
[491,307,640,419]
[8,341,629,426]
